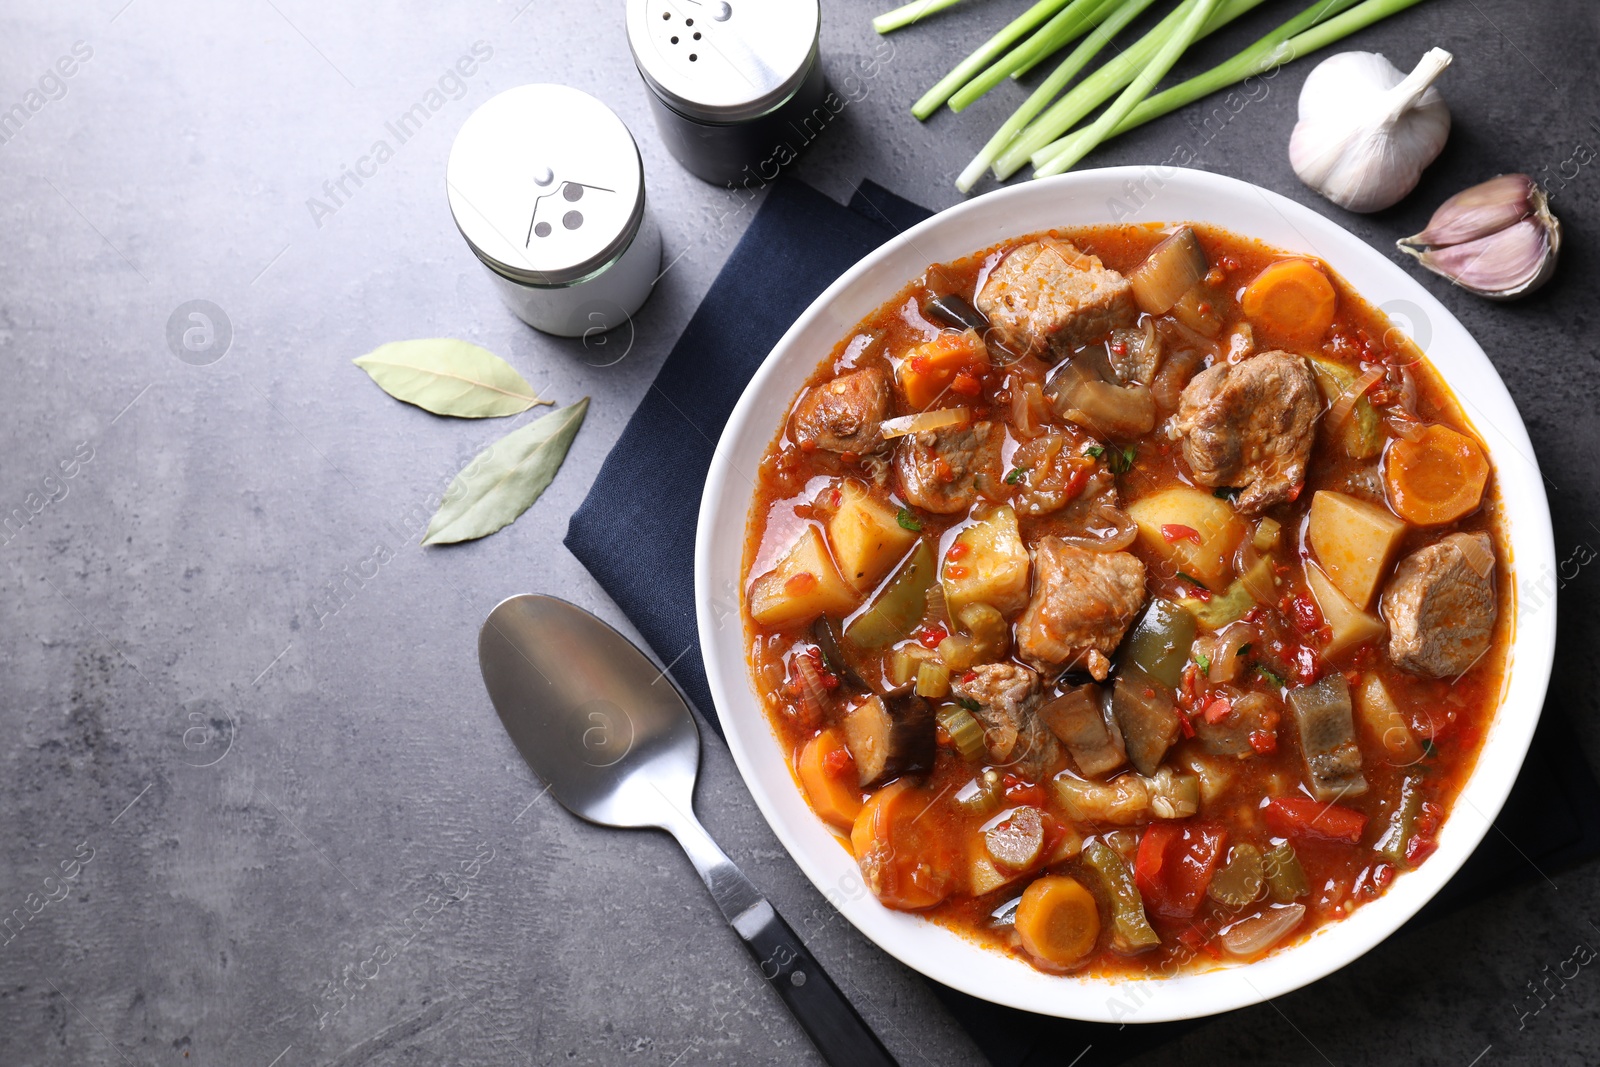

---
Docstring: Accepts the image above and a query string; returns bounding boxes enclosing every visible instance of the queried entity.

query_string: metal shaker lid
[625,0,821,124]
[446,84,645,288]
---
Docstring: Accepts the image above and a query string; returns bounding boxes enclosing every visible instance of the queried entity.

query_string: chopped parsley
[1213,486,1242,501]
[1004,466,1026,485]
[1107,444,1137,475]
[1421,738,1438,759]
[1086,444,1106,458]
[1194,652,1211,673]
[955,696,981,713]
[896,507,922,532]
[1236,643,1254,657]
[1254,664,1287,686]
[1175,571,1210,591]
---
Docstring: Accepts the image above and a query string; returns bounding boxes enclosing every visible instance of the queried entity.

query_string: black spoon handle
[731,897,899,1067]
[662,810,899,1067]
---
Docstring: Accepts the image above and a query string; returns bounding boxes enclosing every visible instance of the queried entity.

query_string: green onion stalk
[949,0,1121,112]
[1028,0,1414,174]
[956,0,1158,191]
[991,0,1267,180]
[873,0,968,35]
[911,0,1075,119]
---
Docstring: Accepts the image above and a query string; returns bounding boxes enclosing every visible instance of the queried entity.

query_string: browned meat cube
[1015,538,1146,678]
[1381,532,1497,678]
[975,238,1137,359]
[950,663,1063,781]
[1171,350,1320,515]
[893,420,1002,514]
[790,366,890,453]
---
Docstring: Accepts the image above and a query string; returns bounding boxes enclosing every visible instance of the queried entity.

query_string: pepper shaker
[626,0,827,187]
[446,84,661,337]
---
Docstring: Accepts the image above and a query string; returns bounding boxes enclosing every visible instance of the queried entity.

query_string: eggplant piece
[923,292,1026,367]
[811,615,876,694]
[841,692,936,787]
[923,293,989,333]
[1037,684,1127,778]
[1110,666,1181,776]
[1287,674,1369,801]
[1194,691,1280,757]
[1128,227,1208,315]
[1046,360,1156,439]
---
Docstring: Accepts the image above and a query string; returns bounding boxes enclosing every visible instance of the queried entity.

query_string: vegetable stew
[743,223,1510,977]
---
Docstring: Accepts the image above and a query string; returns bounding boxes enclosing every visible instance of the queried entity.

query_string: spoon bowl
[479,594,698,830]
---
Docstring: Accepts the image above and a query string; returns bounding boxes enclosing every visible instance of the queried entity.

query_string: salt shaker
[446,84,661,337]
[626,0,826,187]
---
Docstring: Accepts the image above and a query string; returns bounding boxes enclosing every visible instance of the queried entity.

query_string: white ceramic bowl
[695,167,1555,1022]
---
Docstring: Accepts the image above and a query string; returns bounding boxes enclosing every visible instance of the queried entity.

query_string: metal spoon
[478,594,898,1067]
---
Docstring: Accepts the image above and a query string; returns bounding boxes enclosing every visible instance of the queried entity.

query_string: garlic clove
[1414,215,1560,300]
[1399,173,1539,250]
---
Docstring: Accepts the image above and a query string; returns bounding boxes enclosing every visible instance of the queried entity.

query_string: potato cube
[1305,562,1386,659]
[1308,490,1407,609]
[748,526,860,628]
[940,505,1030,618]
[825,480,918,593]
[1127,487,1246,590]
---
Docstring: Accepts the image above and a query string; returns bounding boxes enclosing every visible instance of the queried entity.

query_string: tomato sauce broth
[742,222,1511,978]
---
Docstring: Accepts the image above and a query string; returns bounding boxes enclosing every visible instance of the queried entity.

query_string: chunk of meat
[1171,350,1320,515]
[976,239,1137,359]
[1015,538,1146,678]
[894,420,1002,514]
[1381,532,1497,678]
[790,366,890,453]
[951,663,1063,781]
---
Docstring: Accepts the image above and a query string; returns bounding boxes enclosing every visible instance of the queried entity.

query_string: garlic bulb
[1289,49,1453,213]
[1398,174,1561,300]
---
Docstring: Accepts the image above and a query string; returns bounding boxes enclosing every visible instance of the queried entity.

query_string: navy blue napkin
[564,177,1600,1066]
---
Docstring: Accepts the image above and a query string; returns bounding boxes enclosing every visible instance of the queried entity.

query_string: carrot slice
[1241,259,1337,343]
[850,780,957,910]
[1383,423,1489,526]
[1014,875,1101,970]
[797,729,863,831]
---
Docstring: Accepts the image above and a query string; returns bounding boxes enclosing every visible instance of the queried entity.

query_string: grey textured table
[3,1,1598,1064]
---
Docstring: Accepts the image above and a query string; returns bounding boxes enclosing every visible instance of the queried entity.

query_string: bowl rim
[694,166,1556,1022]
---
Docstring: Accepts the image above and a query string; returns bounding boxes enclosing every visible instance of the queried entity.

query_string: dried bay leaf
[354,339,548,418]
[423,398,590,545]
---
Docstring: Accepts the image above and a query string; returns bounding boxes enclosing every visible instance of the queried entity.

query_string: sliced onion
[1219,903,1306,958]
[1151,347,1206,413]
[1155,316,1222,361]
[792,652,833,729]
[1055,501,1138,552]
[1209,623,1255,684]
[879,407,969,439]
[1326,367,1384,430]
